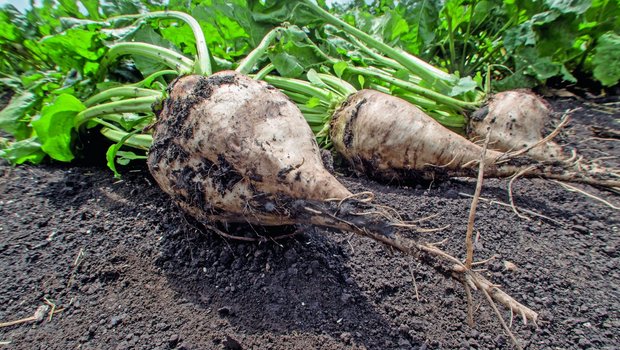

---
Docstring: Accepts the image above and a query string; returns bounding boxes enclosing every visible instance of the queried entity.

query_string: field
[1,96,618,349]
[1,1,619,349]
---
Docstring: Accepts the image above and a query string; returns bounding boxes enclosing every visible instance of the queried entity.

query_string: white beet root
[147,71,398,235]
[330,89,619,188]
[468,90,564,161]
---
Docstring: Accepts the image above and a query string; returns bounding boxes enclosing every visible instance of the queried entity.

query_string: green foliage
[0,1,238,168]
[105,129,144,178]
[333,0,618,89]
[0,70,85,147]
[129,26,179,76]
[178,0,277,65]
[592,32,620,86]
[0,90,37,140]
[0,137,46,165]
[267,26,331,78]
[31,94,86,162]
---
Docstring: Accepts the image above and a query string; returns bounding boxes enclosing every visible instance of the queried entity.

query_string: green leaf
[0,10,19,43]
[449,76,478,97]
[0,90,37,140]
[471,1,494,25]
[383,11,410,41]
[524,56,561,80]
[119,113,150,131]
[358,74,365,88]
[31,94,86,162]
[0,137,46,165]
[193,3,256,60]
[198,0,268,47]
[545,0,592,15]
[105,129,142,178]
[106,142,122,178]
[493,48,541,90]
[58,0,81,17]
[305,97,321,108]
[131,25,176,49]
[560,64,578,83]
[393,69,411,81]
[38,28,106,76]
[263,26,329,76]
[116,150,146,164]
[333,61,348,78]
[307,69,329,88]
[128,26,181,76]
[535,15,578,57]
[160,24,197,58]
[441,0,468,31]
[100,0,146,17]
[100,23,143,41]
[504,22,537,52]
[399,0,439,53]
[80,0,101,20]
[592,32,620,86]
[492,70,538,91]
[530,10,561,25]
[270,52,304,78]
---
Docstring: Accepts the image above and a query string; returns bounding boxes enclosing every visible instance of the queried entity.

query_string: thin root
[508,166,537,221]
[408,262,420,302]
[479,282,524,350]
[327,191,375,206]
[465,282,475,327]
[423,153,459,169]
[429,238,449,246]
[347,232,356,254]
[552,181,620,210]
[471,254,498,266]
[465,130,490,268]
[458,192,565,226]
[413,224,450,233]
[581,137,620,143]
[408,213,440,224]
[0,305,50,328]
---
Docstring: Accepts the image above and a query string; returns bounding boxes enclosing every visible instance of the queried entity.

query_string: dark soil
[1,97,619,350]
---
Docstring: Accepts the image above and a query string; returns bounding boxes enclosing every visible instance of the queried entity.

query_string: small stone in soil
[578,337,592,348]
[222,335,242,350]
[218,306,232,316]
[398,337,411,348]
[156,322,170,331]
[169,334,180,347]
[110,315,124,327]
[573,225,589,234]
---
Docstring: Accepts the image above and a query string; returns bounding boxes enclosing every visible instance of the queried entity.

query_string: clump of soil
[0,97,619,349]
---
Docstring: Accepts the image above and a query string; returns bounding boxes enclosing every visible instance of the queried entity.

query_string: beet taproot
[468,90,565,161]
[330,89,620,188]
[147,71,399,235]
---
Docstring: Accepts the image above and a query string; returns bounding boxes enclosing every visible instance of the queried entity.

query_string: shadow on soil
[154,219,414,348]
